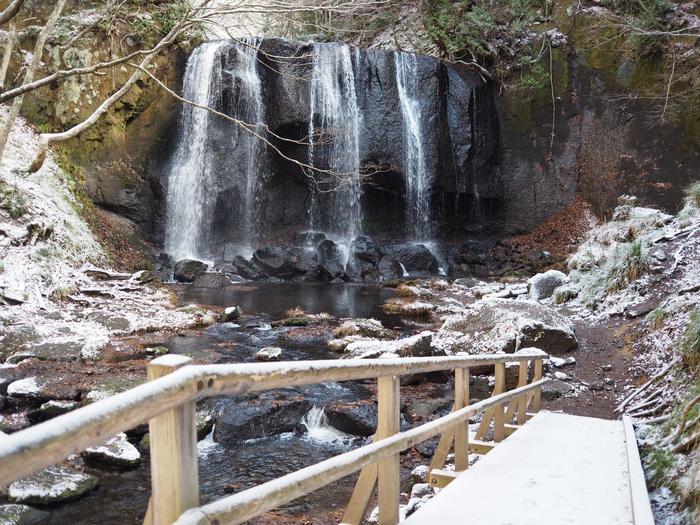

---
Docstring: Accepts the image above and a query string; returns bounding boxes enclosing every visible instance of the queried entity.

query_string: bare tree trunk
[0,19,16,90]
[0,0,67,162]
[0,0,25,26]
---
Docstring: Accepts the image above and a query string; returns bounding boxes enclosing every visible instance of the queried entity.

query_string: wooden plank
[469,440,495,455]
[454,368,469,471]
[504,424,521,437]
[428,469,458,488]
[377,376,400,525]
[517,360,529,425]
[622,416,655,525]
[148,355,199,525]
[493,363,506,442]
[342,461,378,525]
[173,380,547,525]
[0,351,548,486]
[428,427,454,474]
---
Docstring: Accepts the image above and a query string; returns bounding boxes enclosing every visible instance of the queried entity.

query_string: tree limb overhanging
[0,0,25,26]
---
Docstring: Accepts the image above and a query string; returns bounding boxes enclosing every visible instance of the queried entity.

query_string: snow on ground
[0,112,215,363]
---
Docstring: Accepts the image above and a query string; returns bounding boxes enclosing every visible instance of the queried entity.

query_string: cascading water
[165,38,266,261]
[394,52,433,242]
[308,43,362,245]
[301,406,353,445]
[164,41,228,261]
[224,37,266,253]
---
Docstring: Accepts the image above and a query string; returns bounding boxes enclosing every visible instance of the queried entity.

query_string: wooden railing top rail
[175,378,547,525]
[0,349,547,486]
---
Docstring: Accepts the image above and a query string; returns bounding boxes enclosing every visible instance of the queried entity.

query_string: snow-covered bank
[0,113,215,371]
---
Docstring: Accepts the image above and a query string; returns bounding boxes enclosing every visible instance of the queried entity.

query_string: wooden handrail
[0,349,547,525]
[173,379,547,525]
[0,350,547,486]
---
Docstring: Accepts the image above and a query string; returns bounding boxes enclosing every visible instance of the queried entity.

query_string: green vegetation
[680,308,700,371]
[646,307,668,330]
[424,0,550,88]
[644,446,677,489]
[684,181,700,209]
[0,182,28,219]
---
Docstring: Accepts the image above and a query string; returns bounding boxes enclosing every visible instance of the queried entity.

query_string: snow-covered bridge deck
[404,411,654,525]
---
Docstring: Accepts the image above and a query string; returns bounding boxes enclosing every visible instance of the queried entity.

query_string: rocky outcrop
[432,298,578,355]
[213,391,312,442]
[173,259,208,282]
[324,400,377,436]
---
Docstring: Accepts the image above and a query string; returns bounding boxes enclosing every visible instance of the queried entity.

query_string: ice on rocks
[6,377,39,398]
[82,432,140,469]
[8,466,98,505]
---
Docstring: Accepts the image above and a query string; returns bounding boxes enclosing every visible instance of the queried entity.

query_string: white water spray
[395,52,433,242]
[308,43,362,245]
[164,41,228,261]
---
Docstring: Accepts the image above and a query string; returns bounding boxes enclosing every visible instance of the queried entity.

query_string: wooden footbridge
[0,348,654,525]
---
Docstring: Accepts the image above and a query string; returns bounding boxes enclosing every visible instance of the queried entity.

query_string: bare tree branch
[0,19,16,90]
[0,0,25,26]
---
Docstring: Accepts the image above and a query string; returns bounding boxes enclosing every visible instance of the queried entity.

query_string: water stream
[164,41,228,261]
[308,43,362,246]
[394,52,433,242]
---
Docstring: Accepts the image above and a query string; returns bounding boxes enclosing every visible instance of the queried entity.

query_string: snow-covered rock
[327,335,374,352]
[82,432,140,469]
[221,305,242,322]
[411,465,430,483]
[255,346,282,361]
[333,318,397,340]
[344,331,433,359]
[431,298,577,355]
[6,377,39,398]
[8,467,98,505]
[0,504,49,524]
[528,270,568,300]
[410,483,435,499]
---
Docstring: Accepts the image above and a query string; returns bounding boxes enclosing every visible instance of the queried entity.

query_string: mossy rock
[82,432,141,470]
[0,504,49,525]
[273,316,312,327]
[8,467,98,505]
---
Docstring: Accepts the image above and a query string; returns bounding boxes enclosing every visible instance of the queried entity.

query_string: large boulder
[173,259,208,283]
[252,246,296,278]
[213,391,312,442]
[8,467,99,505]
[528,270,569,300]
[232,255,267,280]
[377,256,404,281]
[315,239,345,279]
[324,400,377,436]
[432,298,577,355]
[390,244,439,274]
[350,236,382,264]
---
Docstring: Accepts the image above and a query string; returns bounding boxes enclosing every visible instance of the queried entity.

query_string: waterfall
[395,52,433,241]
[308,43,362,244]
[301,406,353,444]
[225,37,266,253]
[164,41,227,261]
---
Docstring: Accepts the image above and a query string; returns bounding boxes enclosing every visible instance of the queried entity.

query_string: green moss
[646,307,668,330]
[680,308,700,371]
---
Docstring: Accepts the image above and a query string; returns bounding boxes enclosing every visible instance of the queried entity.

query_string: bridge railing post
[147,355,199,525]
[493,363,506,442]
[454,367,469,471]
[377,375,400,525]
[532,358,543,412]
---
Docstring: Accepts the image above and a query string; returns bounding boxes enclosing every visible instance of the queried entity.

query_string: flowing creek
[47,283,410,525]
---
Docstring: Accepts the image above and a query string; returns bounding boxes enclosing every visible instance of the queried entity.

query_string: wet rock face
[173,259,208,282]
[390,244,439,274]
[324,400,377,436]
[213,391,312,442]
